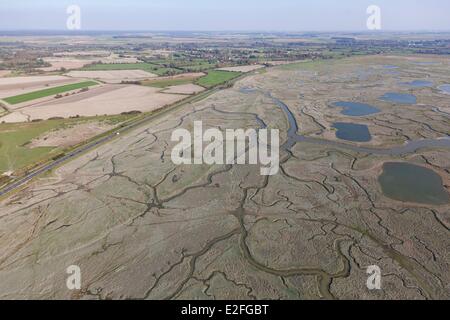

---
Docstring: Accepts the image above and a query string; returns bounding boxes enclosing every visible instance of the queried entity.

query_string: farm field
[99,53,139,64]
[2,54,449,300]
[179,61,218,71]
[28,122,114,149]
[0,84,187,122]
[38,57,94,71]
[145,58,218,72]
[0,70,11,77]
[3,81,98,105]
[53,50,110,57]
[141,72,205,88]
[1,25,450,302]
[0,114,135,176]
[0,120,57,175]
[161,83,205,95]
[81,62,181,76]
[217,65,265,72]
[196,70,241,88]
[67,70,158,83]
[0,75,78,99]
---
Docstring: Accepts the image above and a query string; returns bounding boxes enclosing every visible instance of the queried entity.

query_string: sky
[0,0,449,32]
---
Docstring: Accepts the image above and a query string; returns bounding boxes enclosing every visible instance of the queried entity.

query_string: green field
[3,81,98,105]
[180,61,218,72]
[141,74,203,88]
[82,63,181,76]
[181,64,217,72]
[0,114,135,175]
[143,58,218,72]
[196,70,240,88]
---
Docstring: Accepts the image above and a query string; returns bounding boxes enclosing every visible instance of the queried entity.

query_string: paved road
[0,97,196,197]
[0,73,250,198]
[0,120,136,197]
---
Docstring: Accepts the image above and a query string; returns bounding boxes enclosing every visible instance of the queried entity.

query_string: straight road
[0,87,219,197]
[0,70,256,198]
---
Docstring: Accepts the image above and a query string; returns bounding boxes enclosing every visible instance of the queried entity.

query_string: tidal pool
[332,122,371,142]
[379,162,450,205]
[400,80,433,88]
[438,84,450,94]
[380,92,417,105]
[332,101,380,116]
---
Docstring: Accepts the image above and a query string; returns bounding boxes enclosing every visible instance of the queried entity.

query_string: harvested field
[0,85,186,122]
[0,112,29,123]
[217,65,264,72]
[0,75,78,99]
[29,85,123,106]
[100,53,139,64]
[54,50,110,57]
[39,57,94,71]
[0,70,11,77]
[0,75,72,87]
[67,70,158,83]
[3,81,98,105]
[2,84,111,111]
[0,76,81,104]
[141,72,205,88]
[161,84,205,95]
[48,53,138,67]
[81,62,181,76]
[29,121,114,148]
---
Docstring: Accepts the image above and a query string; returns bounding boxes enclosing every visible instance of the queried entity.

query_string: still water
[380,92,417,105]
[379,162,450,205]
[332,101,380,116]
[400,80,433,88]
[438,84,450,94]
[332,122,372,142]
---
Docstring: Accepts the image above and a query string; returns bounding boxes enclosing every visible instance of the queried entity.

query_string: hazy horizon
[1,0,449,32]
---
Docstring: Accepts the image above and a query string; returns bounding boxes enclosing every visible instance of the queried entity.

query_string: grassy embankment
[196,70,241,88]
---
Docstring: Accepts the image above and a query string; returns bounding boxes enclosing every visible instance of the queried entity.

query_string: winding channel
[241,88,450,155]
[236,87,448,299]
